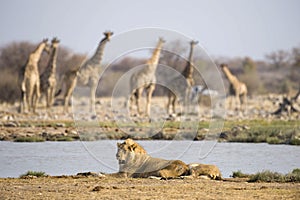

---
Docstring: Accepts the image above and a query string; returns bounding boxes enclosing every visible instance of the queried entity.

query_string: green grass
[222,120,300,145]
[20,171,47,178]
[232,170,251,178]
[249,170,286,182]
[18,120,74,128]
[232,169,300,183]
[14,136,45,142]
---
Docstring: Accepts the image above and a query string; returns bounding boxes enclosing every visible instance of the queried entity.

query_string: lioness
[188,163,222,180]
[116,139,189,179]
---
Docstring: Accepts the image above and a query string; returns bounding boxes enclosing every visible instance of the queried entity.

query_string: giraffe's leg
[35,81,41,113]
[20,90,26,113]
[171,95,177,115]
[241,93,247,112]
[46,88,50,108]
[145,84,155,117]
[49,87,54,107]
[129,90,137,116]
[64,77,77,113]
[20,82,27,113]
[235,93,241,111]
[32,84,40,114]
[185,87,191,114]
[51,83,56,106]
[64,85,73,113]
[167,93,172,115]
[90,84,96,113]
[136,88,143,116]
[27,85,34,113]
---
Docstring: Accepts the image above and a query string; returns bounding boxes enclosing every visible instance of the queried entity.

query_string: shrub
[289,138,300,145]
[14,136,45,142]
[232,170,250,178]
[20,171,47,178]
[249,170,285,182]
[56,136,74,141]
[266,137,282,144]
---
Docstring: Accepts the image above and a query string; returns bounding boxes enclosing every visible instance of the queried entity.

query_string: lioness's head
[116,139,147,165]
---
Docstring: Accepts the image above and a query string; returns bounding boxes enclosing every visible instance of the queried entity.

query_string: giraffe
[57,31,113,113]
[129,37,166,117]
[220,63,247,110]
[19,39,50,113]
[40,37,60,110]
[166,40,198,115]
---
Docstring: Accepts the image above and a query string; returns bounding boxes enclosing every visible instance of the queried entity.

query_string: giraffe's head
[158,37,166,44]
[190,40,199,46]
[104,31,113,41]
[220,63,228,69]
[51,37,60,49]
[42,38,51,54]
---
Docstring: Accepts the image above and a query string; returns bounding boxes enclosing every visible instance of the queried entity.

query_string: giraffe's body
[19,39,49,113]
[40,38,60,109]
[57,31,113,112]
[167,40,198,115]
[129,38,165,117]
[220,63,247,110]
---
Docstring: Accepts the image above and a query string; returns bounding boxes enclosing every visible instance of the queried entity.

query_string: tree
[265,50,290,68]
[289,46,300,82]
[240,57,262,96]
[0,41,84,103]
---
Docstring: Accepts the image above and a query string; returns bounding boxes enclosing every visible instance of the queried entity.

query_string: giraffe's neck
[182,44,195,79]
[31,42,46,64]
[222,67,238,84]
[88,38,109,66]
[47,46,58,74]
[146,41,164,72]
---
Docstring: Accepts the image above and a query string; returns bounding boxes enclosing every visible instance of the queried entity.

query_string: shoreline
[1,119,299,145]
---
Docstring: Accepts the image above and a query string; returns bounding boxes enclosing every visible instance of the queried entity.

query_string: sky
[0,0,300,60]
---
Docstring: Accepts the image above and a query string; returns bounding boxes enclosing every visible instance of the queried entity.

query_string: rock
[77,172,106,177]
[219,132,228,139]
[4,122,18,127]
[151,131,164,139]
[55,123,65,128]
[92,185,106,191]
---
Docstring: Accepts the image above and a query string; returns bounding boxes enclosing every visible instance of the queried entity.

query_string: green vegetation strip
[232,169,300,183]
[20,171,47,178]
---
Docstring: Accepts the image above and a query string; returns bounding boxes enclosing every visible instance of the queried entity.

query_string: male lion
[116,139,189,179]
[188,163,222,180]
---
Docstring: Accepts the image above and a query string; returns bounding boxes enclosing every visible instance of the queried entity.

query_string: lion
[116,139,189,179]
[188,163,222,180]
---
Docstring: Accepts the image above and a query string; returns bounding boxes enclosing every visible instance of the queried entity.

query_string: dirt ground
[0,176,299,200]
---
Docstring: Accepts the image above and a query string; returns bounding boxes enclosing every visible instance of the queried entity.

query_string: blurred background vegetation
[0,40,299,103]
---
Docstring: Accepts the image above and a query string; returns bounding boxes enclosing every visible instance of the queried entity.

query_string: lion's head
[116,139,147,165]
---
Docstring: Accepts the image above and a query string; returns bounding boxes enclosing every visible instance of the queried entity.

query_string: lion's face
[116,139,147,165]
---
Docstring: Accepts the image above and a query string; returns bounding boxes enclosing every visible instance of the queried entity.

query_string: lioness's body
[188,163,222,180]
[116,139,189,179]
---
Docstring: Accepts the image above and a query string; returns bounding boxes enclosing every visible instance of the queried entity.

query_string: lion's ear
[125,138,134,145]
[117,142,121,148]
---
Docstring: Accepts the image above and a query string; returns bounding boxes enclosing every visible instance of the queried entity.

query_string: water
[0,140,299,178]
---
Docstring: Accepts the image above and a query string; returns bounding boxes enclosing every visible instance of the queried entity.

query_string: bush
[249,170,285,182]
[20,171,47,178]
[232,170,250,178]
[248,169,300,183]
[289,138,300,145]
[14,136,45,142]
[266,137,282,144]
